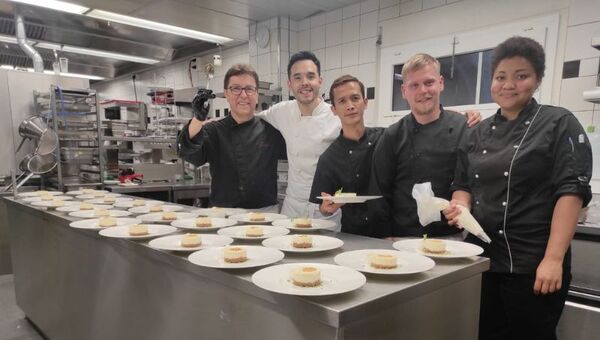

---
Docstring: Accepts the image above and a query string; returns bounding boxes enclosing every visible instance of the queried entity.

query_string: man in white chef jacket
[257,51,342,227]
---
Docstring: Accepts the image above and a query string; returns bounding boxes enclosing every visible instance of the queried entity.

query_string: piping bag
[412,182,491,243]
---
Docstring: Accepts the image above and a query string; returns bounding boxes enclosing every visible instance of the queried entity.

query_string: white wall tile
[299,18,310,31]
[298,30,310,51]
[290,31,298,53]
[342,16,360,43]
[325,45,342,70]
[364,99,378,126]
[310,25,326,50]
[343,3,361,19]
[360,11,379,39]
[257,53,271,76]
[323,68,342,99]
[271,53,281,74]
[311,13,326,27]
[379,4,399,21]
[270,17,279,29]
[573,111,594,129]
[342,41,360,67]
[249,24,257,36]
[380,0,399,8]
[359,37,378,63]
[326,9,343,23]
[280,28,290,52]
[313,49,326,72]
[249,55,258,70]
[446,0,462,3]
[341,65,360,78]
[358,63,377,88]
[559,76,597,112]
[399,0,423,16]
[580,57,600,77]
[569,0,600,26]
[289,18,299,32]
[326,21,343,46]
[564,22,600,61]
[423,0,445,10]
[249,36,258,57]
[270,28,279,52]
[361,0,380,14]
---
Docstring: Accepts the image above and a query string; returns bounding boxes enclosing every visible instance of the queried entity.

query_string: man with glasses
[177,64,286,211]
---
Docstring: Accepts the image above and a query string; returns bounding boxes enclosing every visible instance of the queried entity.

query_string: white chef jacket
[258,100,342,228]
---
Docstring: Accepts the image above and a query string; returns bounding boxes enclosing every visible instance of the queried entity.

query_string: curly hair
[491,36,545,80]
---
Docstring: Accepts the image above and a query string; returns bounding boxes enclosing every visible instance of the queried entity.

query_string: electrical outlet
[190,58,198,69]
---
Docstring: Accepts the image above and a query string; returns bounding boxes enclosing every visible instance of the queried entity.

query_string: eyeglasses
[227,85,257,95]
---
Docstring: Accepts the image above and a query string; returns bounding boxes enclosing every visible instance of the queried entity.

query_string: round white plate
[272,218,337,231]
[149,234,234,252]
[30,200,79,208]
[334,249,435,275]
[18,191,63,197]
[66,189,108,196]
[128,205,184,214]
[137,212,197,224]
[56,204,113,212]
[98,224,177,240]
[171,217,237,231]
[217,225,289,240]
[262,235,344,253]
[228,213,288,224]
[84,197,133,204]
[316,195,382,204]
[393,239,484,259]
[188,246,284,269]
[69,217,141,230]
[194,207,248,217]
[23,195,73,202]
[68,209,132,218]
[252,263,366,296]
[76,193,122,200]
[113,200,163,208]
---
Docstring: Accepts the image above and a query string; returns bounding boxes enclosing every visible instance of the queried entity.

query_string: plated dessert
[422,236,448,254]
[223,247,247,263]
[98,217,117,228]
[161,212,177,221]
[290,266,321,287]
[195,217,212,228]
[128,224,149,236]
[292,218,312,228]
[292,235,312,248]
[181,234,201,248]
[245,226,264,237]
[368,253,398,269]
[248,212,265,222]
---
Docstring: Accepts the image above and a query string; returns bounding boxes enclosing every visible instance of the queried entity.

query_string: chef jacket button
[482,150,487,154]
[525,121,530,125]
[356,173,360,178]
[475,201,480,205]
[365,217,369,221]
[349,150,353,154]
[504,171,508,177]
[475,174,479,179]
[502,201,507,206]
[368,142,372,146]
[492,126,496,130]
[499,230,504,235]
[513,145,519,149]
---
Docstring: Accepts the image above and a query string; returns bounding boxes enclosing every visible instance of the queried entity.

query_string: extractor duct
[14,14,43,73]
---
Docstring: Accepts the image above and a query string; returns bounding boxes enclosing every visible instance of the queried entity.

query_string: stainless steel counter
[5,196,489,340]
[106,181,211,202]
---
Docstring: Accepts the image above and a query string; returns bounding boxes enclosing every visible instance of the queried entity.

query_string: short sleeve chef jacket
[453,99,592,273]
[371,109,468,237]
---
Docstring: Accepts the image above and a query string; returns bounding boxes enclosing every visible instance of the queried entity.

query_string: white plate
[98,224,177,240]
[316,195,382,204]
[393,239,484,259]
[65,189,108,196]
[68,209,132,218]
[217,225,290,240]
[128,205,184,214]
[149,234,234,252]
[228,213,288,224]
[188,246,284,269]
[112,200,163,208]
[76,193,122,200]
[56,204,113,212]
[272,218,337,231]
[262,235,344,253]
[334,249,435,275]
[69,217,141,230]
[137,212,197,224]
[194,207,248,217]
[30,200,79,208]
[252,263,366,296]
[18,191,63,197]
[23,195,73,202]
[84,197,133,204]
[170,217,237,231]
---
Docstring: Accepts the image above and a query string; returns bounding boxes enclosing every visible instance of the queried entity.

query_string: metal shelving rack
[34,86,101,191]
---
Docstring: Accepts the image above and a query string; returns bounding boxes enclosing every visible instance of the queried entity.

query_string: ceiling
[0,0,362,79]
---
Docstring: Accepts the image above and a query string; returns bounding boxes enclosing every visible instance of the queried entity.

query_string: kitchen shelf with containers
[34,86,102,190]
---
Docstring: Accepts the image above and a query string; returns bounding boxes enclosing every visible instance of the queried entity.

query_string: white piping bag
[412,183,491,243]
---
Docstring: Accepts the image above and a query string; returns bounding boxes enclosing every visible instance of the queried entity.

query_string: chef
[177,64,286,211]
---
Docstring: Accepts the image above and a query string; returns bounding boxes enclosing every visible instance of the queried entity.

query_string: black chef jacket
[309,127,386,237]
[453,99,592,273]
[177,116,286,209]
[371,108,468,237]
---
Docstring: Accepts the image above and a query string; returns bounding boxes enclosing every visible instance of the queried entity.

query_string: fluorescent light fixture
[86,9,233,44]
[10,0,89,15]
[35,42,160,64]
[1,65,15,69]
[0,35,17,44]
[23,67,105,80]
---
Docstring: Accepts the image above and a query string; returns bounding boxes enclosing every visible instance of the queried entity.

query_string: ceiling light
[10,0,89,15]
[0,35,17,44]
[35,42,161,64]
[86,9,233,44]
[1,65,15,69]
[23,67,104,80]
